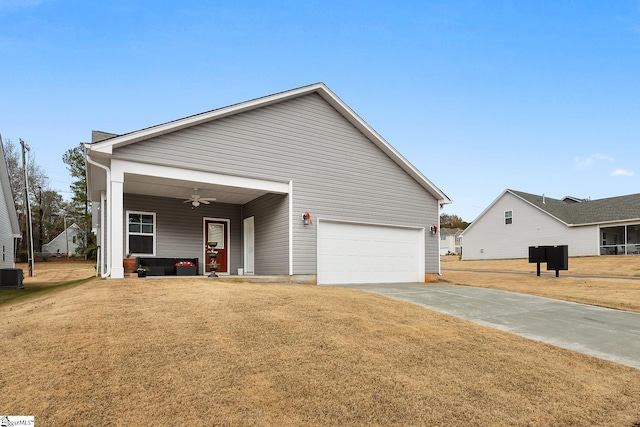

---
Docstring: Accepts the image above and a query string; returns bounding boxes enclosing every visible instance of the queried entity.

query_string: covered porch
[600,224,640,255]
[88,156,292,279]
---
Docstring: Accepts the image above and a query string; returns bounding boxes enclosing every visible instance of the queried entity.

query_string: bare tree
[2,137,56,258]
[440,213,470,229]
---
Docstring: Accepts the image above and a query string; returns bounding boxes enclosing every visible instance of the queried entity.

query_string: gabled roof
[440,228,463,237]
[87,82,451,204]
[43,223,80,247]
[0,135,21,238]
[508,189,640,226]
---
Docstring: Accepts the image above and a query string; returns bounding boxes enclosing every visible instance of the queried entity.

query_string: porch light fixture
[302,212,312,225]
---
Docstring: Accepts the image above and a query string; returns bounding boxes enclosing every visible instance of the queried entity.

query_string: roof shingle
[509,190,640,225]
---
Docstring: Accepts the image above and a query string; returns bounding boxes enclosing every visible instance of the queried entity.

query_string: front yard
[1,273,639,426]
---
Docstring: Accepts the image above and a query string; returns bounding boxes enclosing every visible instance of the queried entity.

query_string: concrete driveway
[338,283,640,370]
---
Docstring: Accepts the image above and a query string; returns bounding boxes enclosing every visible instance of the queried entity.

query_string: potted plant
[136,265,150,278]
[123,253,137,274]
[175,261,197,276]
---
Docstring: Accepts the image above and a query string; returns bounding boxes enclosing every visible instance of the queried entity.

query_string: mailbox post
[528,245,568,277]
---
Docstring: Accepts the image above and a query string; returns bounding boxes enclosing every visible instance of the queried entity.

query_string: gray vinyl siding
[0,181,14,268]
[243,193,289,275]
[123,194,242,274]
[115,93,440,274]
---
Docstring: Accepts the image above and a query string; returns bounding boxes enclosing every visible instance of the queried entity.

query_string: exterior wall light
[302,212,312,225]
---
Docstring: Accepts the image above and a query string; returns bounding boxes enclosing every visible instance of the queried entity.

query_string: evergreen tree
[63,143,96,258]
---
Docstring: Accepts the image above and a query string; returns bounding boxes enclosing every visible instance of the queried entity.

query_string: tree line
[440,213,470,229]
[2,138,93,260]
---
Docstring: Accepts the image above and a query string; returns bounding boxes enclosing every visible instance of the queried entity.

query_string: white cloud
[574,153,613,170]
[574,156,594,169]
[611,169,635,177]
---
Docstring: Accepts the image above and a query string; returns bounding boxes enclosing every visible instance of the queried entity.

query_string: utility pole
[38,186,43,253]
[64,216,69,257]
[20,139,35,277]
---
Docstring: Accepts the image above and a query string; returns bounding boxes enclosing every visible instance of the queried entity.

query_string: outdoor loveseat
[135,257,199,276]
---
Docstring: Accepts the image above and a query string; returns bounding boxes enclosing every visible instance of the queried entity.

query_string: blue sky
[1,0,638,222]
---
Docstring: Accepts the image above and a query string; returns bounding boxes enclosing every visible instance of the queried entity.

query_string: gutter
[84,146,111,278]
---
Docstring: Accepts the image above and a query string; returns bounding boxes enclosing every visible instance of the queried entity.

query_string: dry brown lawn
[1,262,640,426]
[441,256,640,312]
[19,260,97,285]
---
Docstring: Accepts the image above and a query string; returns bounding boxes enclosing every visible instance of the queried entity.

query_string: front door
[205,219,228,274]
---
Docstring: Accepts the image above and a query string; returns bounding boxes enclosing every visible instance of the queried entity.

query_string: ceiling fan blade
[200,198,217,202]
[183,199,193,203]
[200,200,211,205]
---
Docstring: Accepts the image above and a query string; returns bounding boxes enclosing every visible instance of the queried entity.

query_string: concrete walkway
[339,283,640,370]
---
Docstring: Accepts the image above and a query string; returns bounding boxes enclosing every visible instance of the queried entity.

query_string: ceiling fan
[183,188,216,207]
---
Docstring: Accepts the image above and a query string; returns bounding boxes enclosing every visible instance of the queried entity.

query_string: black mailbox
[528,246,547,263]
[528,245,568,277]
[546,245,568,271]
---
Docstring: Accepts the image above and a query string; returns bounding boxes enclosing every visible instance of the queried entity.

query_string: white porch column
[110,174,125,279]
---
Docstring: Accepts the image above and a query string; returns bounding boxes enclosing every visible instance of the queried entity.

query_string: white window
[505,210,513,225]
[127,211,156,256]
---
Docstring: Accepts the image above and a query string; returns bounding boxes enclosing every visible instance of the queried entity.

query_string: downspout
[99,190,106,276]
[437,202,442,276]
[85,147,112,278]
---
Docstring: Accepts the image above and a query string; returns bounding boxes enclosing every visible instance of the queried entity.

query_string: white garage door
[317,220,425,285]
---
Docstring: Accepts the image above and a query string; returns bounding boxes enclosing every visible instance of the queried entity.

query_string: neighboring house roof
[509,190,640,226]
[0,135,21,238]
[88,82,451,204]
[42,223,81,251]
[464,189,640,234]
[440,228,463,237]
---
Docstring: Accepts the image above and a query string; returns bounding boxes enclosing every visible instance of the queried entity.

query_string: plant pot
[123,258,137,273]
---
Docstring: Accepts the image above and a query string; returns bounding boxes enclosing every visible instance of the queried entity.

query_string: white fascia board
[577,218,640,227]
[88,83,450,204]
[461,189,571,236]
[89,83,329,155]
[463,189,569,236]
[508,190,570,226]
[0,136,21,236]
[461,189,510,236]
[112,159,291,194]
[315,86,451,204]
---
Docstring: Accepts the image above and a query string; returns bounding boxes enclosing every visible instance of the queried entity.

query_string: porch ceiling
[124,174,270,205]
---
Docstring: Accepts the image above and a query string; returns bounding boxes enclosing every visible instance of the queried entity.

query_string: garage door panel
[318,220,424,285]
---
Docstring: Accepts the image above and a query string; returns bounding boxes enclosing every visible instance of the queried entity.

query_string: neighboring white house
[439,228,463,255]
[42,223,82,256]
[85,83,451,283]
[462,189,640,260]
[0,136,21,268]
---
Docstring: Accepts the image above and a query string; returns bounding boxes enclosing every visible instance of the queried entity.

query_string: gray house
[0,136,21,268]
[86,83,450,284]
[462,189,640,260]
